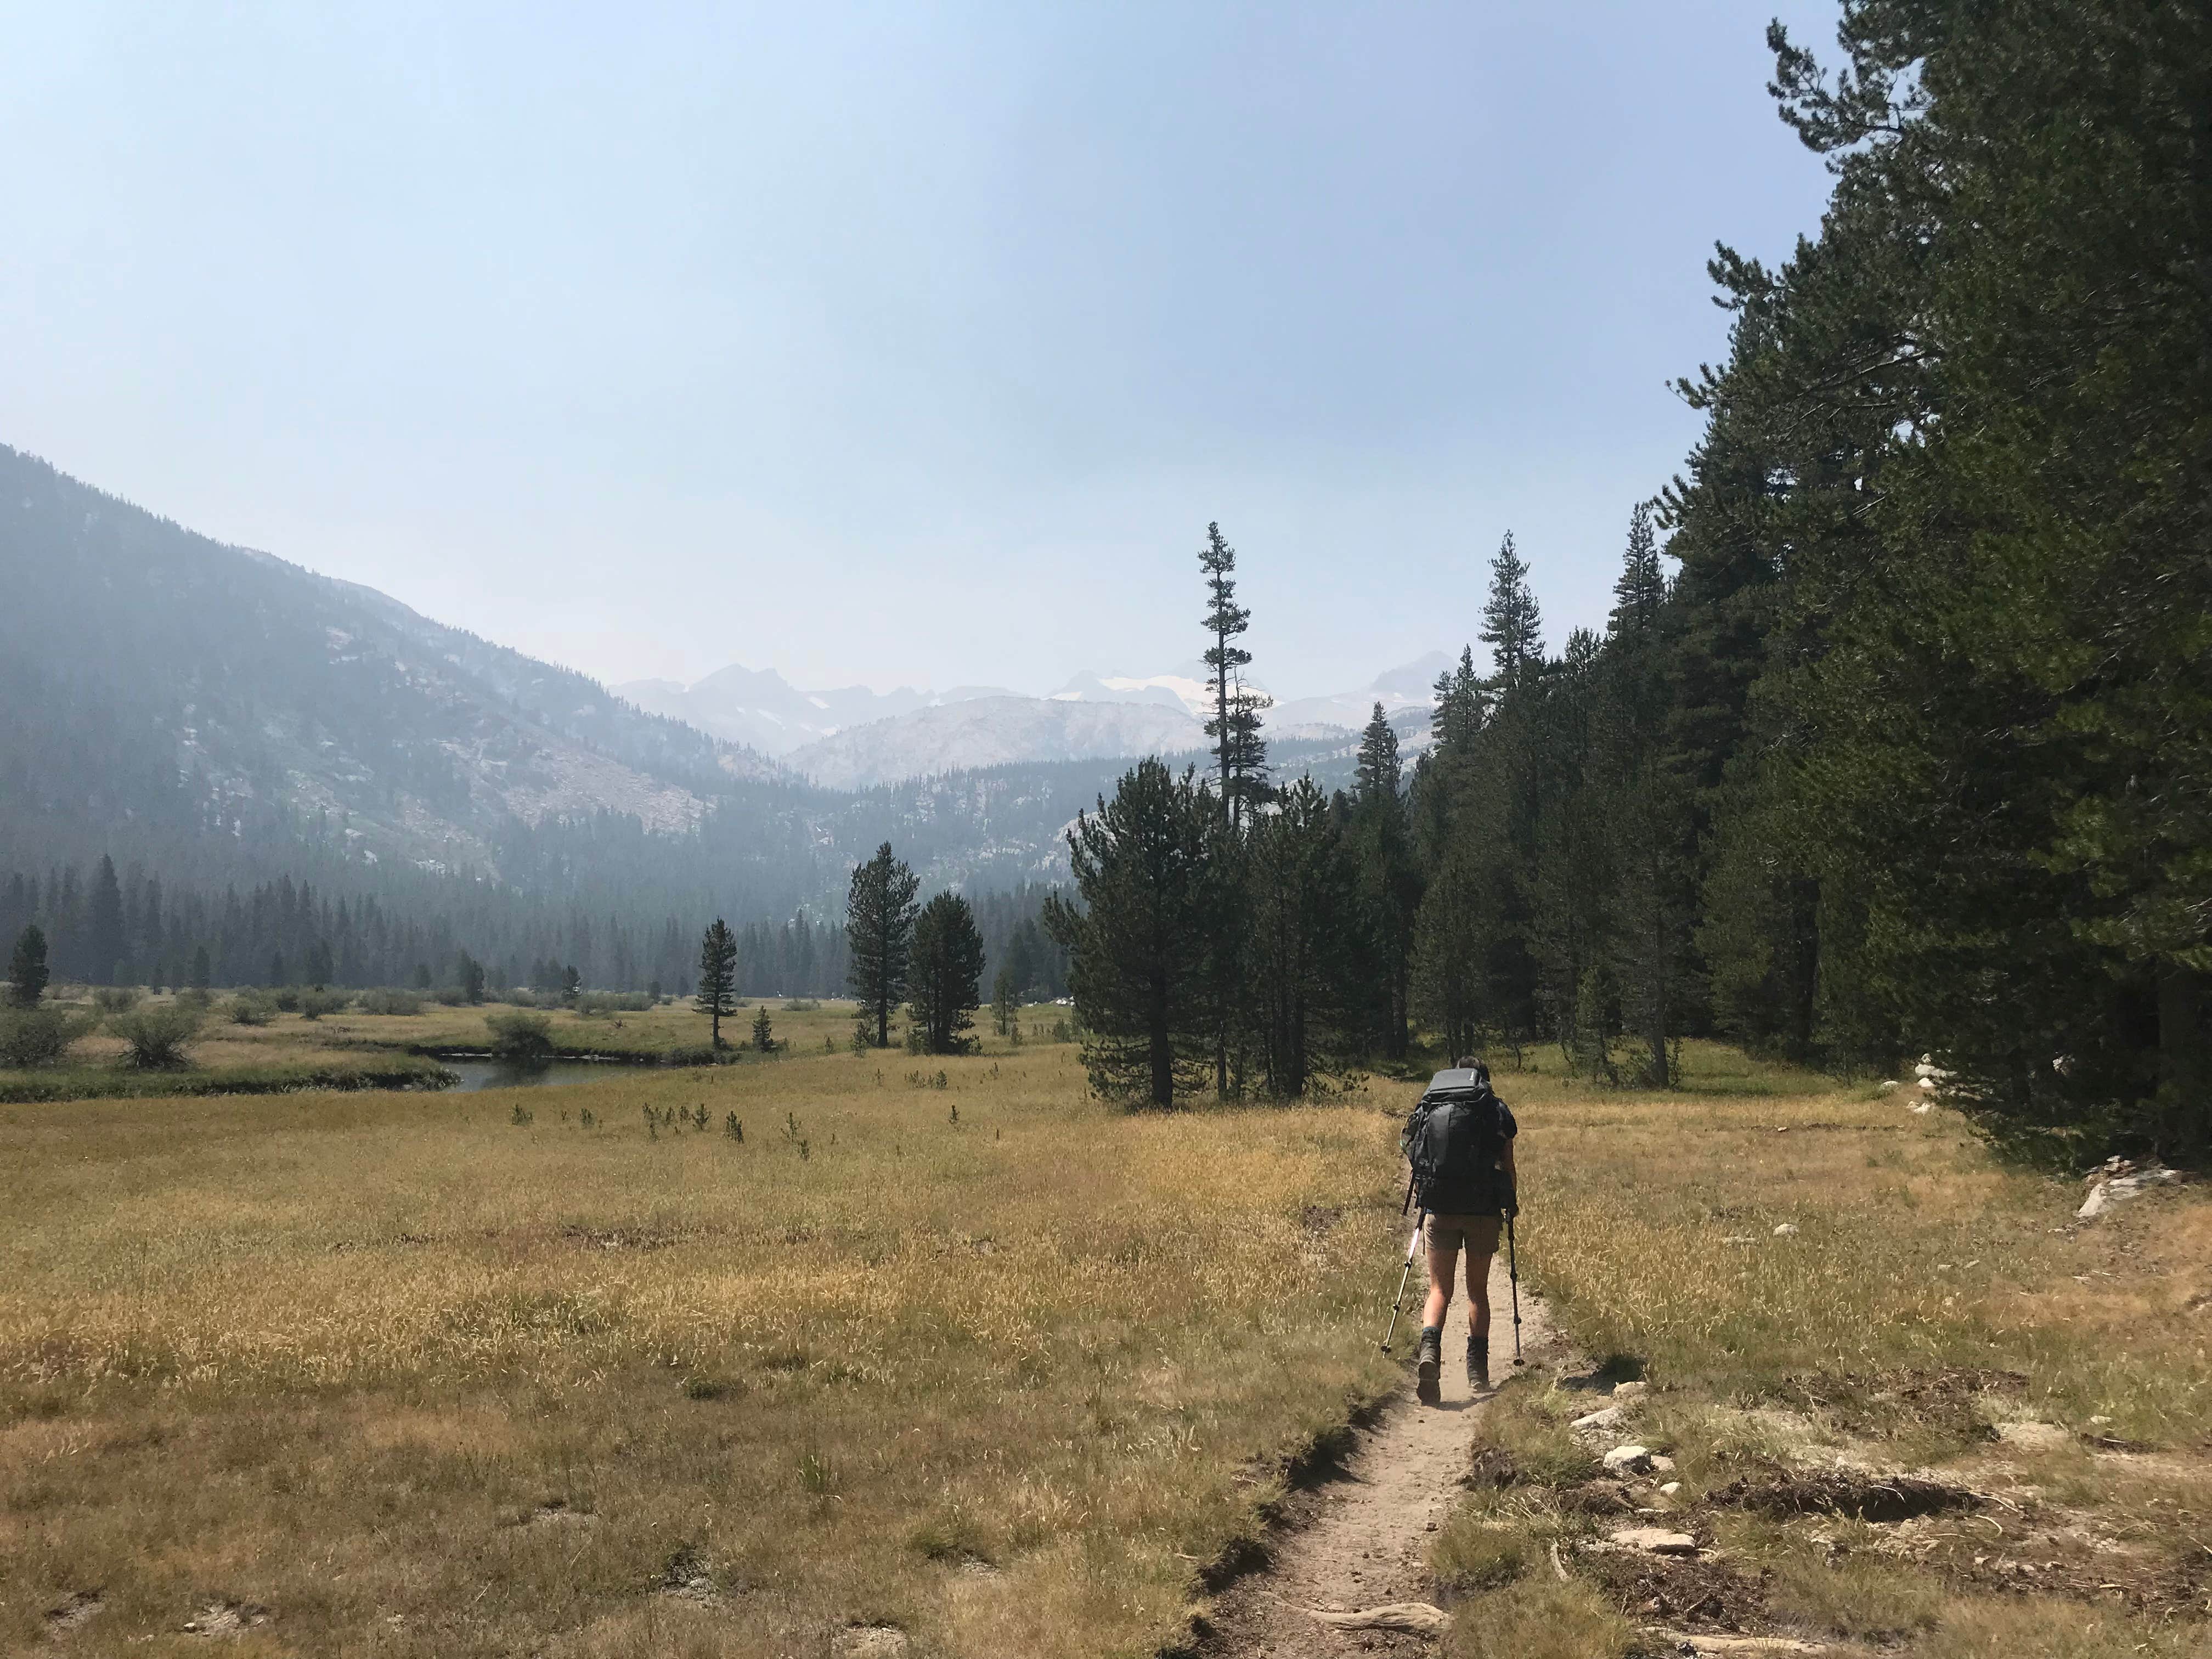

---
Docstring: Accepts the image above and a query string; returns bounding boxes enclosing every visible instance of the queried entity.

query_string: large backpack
[1405,1070,1509,1216]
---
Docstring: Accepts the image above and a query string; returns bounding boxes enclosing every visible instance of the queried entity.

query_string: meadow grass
[7,1029,2206,1656]
[1,1015,1404,1657]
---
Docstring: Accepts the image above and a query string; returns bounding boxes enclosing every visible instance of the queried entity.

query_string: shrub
[0,1007,97,1068]
[486,1009,556,1065]
[227,994,276,1026]
[431,986,469,1007]
[272,988,303,1012]
[576,991,651,1015]
[108,1003,205,1068]
[357,988,424,1015]
[92,986,142,1014]
[297,987,351,1020]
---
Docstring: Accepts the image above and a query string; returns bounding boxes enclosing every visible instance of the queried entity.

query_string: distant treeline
[1,856,1066,1002]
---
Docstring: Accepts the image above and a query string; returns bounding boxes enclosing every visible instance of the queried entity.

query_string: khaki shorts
[1425,1212,1502,1257]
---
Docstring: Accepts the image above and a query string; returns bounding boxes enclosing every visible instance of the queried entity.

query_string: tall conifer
[1046,760,1226,1107]
[845,843,920,1048]
[696,919,738,1047]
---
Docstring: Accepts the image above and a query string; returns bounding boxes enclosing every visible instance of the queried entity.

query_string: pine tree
[1046,760,1228,1107]
[85,854,125,985]
[188,943,211,992]
[1223,678,1272,824]
[992,966,1018,1036]
[1355,703,1401,799]
[1410,848,1483,1062]
[1479,533,1544,689]
[845,843,920,1048]
[8,924,49,1007]
[696,919,738,1048]
[1352,704,1421,1059]
[1610,503,1665,637]
[1198,522,1254,827]
[1243,778,1361,1097]
[908,891,986,1054]
[752,1003,775,1054]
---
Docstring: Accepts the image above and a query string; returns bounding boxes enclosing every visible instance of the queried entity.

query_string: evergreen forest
[1051,4,2211,1161]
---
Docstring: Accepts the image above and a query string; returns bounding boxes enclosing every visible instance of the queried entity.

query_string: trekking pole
[1378,1208,1426,1353]
[1505,1209,1523,1366]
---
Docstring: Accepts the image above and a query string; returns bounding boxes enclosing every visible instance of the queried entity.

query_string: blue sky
[2,3,1838,698]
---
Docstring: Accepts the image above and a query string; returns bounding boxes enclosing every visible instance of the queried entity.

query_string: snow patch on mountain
[787,697,1207,791]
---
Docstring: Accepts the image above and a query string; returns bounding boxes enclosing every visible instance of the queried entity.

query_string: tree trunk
[1152,1000,1173,1109]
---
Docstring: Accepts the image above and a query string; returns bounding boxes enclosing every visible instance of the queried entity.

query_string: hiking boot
[1468,1335,1491,1392]
[1415,1327,1442,1405]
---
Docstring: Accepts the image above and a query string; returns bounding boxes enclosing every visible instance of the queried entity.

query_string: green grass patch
[0,1056,455,1102]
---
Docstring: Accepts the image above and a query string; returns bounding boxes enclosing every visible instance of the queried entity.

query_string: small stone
[1658,1481,1682,1496]
[2089,1414,2113,1426]
[1573,1406,1624,1431]
[1610,1381,1648,1402]
[1649,1454,1677,1473]
[1423,1519,1438,1532]
[1722,1235,1754,1246]
[1773,1223,1799,1237]
[1603,1444,1654,1474]
[1609,1526,1699,1555]
[2076,1183,2112,1221]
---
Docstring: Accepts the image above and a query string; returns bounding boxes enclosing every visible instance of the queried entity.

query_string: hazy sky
[3,3,1837,699]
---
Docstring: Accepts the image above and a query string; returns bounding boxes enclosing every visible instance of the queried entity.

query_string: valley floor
[1,1038,2204,1658]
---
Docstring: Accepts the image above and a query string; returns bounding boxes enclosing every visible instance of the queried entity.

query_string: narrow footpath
[1203,1256,1555,1657]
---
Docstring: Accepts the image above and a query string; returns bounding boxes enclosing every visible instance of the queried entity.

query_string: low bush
[92,986,142,1014]
[108,1003,205,1068]
[227,994,276,1026]
[431,986,469,1007]
[357,988,424,1016]
[485,1009,556,1065]
[272,988,303,1012]
[297,987,351,1020]
[0,1006,99,1068]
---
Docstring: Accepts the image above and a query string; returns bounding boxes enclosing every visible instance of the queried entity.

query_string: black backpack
[1405,1071,1509,1216]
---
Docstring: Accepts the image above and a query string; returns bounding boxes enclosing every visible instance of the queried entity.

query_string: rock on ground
[1609,1527,1700,1555]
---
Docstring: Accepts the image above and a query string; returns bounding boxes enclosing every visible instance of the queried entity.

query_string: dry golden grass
[1,1015,1406,1657]
[1438,1042,2212,1659]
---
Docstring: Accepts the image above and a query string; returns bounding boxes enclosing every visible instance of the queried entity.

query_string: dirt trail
[1203,1255,1555,1657]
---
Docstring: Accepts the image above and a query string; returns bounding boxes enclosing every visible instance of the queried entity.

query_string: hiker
[1404,1056,1517,1402]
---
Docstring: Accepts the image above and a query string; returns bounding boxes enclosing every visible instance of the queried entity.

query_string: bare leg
[1464,1251,1494,1352]
[1422,1242,1459,1331]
